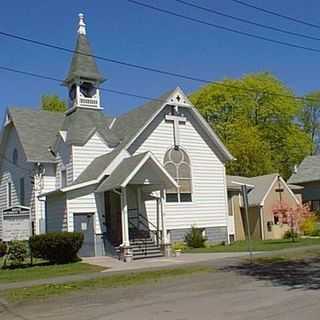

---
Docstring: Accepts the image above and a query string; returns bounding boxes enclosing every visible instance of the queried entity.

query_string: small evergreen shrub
[7,241,28,266]
[29,232,84,264]
[185,226,207,248]
[0,241,7,257]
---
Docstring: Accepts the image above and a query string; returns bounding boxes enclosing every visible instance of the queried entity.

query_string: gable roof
[288,155,320,185]
[111,89,175,144]
[7,108,65,162]
[61,108,119,146]
[64,34,104,84]
[68,145,124,187]
[227,174,278,207]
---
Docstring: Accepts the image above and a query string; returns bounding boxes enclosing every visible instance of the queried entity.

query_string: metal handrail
[128,208,162,246]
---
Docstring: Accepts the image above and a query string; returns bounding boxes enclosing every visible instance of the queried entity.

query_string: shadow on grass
[224,257,320,290]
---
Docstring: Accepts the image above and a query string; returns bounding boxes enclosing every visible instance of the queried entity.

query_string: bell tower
[64,13,105,112]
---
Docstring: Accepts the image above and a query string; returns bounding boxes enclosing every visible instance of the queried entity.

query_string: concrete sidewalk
[82,252,251,272]
[0,252,251,291]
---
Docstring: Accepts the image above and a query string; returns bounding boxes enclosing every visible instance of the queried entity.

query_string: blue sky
[1,0,320,119]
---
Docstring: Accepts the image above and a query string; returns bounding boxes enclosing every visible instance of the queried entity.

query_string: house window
[61,170,67,188]
[163,147,192,203]
[12,149,18,165]
[20,177,25,206]
[7,182,12,207]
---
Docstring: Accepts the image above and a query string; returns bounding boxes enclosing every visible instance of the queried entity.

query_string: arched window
[12,149,18,165]
[164,147,192,202]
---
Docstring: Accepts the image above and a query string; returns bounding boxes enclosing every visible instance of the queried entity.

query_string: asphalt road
[1,268,319,320]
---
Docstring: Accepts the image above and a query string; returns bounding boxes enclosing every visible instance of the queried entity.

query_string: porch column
[160,188,170,248]
[120,187,130,248]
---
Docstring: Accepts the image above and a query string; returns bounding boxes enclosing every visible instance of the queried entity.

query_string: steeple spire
[64,14,105,112]
[78,13,86,35]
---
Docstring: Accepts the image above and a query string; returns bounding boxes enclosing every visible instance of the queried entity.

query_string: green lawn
[2,266,212,302]
[184,238,320,253]
[0,261,105,284]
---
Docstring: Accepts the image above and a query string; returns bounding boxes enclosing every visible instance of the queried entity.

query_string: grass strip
[0,262,105,284]
[2,266,212,303]
[184,238,320,253]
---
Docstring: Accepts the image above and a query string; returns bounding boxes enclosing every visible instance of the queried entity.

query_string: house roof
[227,174,278,207]
[288,155,320,185]
[69,145,124,187]
[64,33,104,84]
[111,89,175,144]
[95,152,178,193]
[96,152,149,192]
[7,108,65,162]
[61,108,119,147]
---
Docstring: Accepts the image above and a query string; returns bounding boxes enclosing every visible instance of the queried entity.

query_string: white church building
[0,14,234,259]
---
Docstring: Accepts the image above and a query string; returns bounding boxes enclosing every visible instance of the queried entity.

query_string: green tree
[298,91,320,154]
[41,94,67,112]
[190,73,312,178]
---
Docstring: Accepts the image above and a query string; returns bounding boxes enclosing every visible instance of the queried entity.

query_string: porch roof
[95,152,178,193]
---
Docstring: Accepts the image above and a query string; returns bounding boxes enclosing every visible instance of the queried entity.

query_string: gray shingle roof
[96,152,148,192]
[227,174,278,207]
[64,34,104,84]
[62,108,119,146]
[111,89,176,144]
[70,146,124,186]
[288,155,320,184]
[8,108,65,162]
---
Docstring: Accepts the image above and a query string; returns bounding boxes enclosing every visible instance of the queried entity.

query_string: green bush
[300,216,317,235]
[185,226,207,248]
[0,241,7,257]
[29,232,84,264]
[7,241,28,266]
[283,230,299,240]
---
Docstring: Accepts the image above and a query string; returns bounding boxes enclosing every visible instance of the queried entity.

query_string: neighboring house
[0,14,234,259]
[227,174,302,241]
[288,155,320,211]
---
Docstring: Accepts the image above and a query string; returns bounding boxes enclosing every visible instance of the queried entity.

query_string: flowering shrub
[272,202,313,241]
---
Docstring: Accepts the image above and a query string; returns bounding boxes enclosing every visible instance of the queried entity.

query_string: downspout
[259,206,265,240]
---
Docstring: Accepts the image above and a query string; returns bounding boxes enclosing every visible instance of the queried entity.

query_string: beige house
[227,174,303,241]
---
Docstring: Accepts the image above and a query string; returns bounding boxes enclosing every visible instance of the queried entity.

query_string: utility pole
[241,184,253,263]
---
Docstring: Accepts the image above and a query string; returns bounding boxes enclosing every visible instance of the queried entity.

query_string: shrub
[7,241,28,266]
[185,226,207,248]
[300,215,317,235]
[172,242,187,252]
[0,241,7,257]
[29,232,84,264]
[283,230,299,240]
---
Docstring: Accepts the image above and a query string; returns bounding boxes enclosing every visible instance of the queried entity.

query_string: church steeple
[64,13,105,112]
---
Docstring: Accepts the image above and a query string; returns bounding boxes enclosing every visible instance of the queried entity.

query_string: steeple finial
[78,13,86,35]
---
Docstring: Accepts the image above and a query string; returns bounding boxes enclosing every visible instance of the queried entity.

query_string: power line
[175,0,320,42]
[229,0,320,30]
[0,66,162,102]
[0,10,320,103]
[1,65,319,103]
[1,64,320,105]
[127,0,320,54]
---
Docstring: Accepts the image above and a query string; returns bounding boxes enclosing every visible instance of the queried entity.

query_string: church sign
[2,206,31,242]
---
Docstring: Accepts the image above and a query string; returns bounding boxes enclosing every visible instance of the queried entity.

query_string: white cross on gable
[165,113,186,147]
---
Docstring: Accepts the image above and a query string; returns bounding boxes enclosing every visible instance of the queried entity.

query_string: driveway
[1,263,319,320]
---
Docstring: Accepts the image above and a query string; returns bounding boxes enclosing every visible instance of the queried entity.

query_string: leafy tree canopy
[41,94,67,113]
[190,73,312,179]
[298,90,320,154]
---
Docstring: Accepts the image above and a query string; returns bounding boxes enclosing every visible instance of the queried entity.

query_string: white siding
[66,185,105,234]
[72,132,112,180]
[0,126,34,238]
[55,137,73,188]
[131,115,228,230]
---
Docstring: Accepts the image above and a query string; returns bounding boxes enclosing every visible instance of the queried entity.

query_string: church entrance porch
[96,152,178,261]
